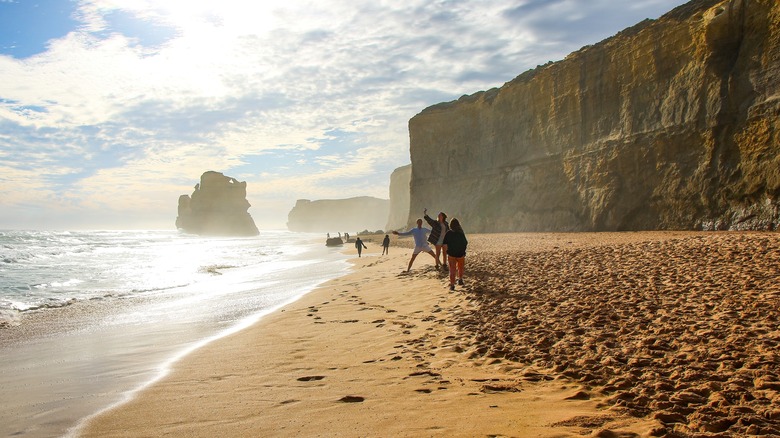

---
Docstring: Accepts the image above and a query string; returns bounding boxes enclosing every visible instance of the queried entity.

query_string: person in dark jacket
[355,237,367,257]
[442,218,468,291]
[381,234,390,255]
[423,208,449,271]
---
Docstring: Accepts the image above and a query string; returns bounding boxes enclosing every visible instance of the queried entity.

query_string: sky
[0,0,690,230]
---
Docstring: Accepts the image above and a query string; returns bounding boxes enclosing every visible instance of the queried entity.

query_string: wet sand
[78,232,780,437]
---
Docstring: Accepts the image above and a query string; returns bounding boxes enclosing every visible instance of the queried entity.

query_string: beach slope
[79,232,780,437]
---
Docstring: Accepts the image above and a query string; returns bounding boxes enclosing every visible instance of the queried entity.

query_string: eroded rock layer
[408,0,780,232]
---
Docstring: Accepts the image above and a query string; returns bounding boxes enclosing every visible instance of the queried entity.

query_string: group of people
[392,208,468,291]
[346,209,468,291]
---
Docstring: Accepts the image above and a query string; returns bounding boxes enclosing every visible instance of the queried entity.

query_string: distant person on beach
[424,208,450,271]
[355,237,367,257]
[393,219,438,271]
[382,234,390,255]
[442,218,468,291]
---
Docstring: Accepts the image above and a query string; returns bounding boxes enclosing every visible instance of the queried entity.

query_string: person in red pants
[442,218,468,291]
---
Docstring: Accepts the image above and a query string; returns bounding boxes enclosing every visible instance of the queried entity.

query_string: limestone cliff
[408,0,780,232]
[385,164,412,231]
[176,171,259,236]
[287,197,390,233]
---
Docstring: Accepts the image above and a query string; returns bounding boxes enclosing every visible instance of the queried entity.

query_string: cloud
[0,0,689,229]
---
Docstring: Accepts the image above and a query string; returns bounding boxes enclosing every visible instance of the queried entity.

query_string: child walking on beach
[442,218,468,291]
[382,234,390,255]
[392,219,438,271]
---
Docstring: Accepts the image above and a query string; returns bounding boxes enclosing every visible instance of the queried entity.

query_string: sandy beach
[78,232,780,437]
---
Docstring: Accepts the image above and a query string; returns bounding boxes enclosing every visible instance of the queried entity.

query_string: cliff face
[385,164,412,230]
[176,171,259,236]
[287,197,390,233]
[408,0,780,232]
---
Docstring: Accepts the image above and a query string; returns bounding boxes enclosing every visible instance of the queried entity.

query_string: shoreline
[67,279,340,438]
[80,243,615,437]
[0,234,350,438]
[76,230,779,437]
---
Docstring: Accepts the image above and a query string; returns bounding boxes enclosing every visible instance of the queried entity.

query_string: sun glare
[153,0,285,35]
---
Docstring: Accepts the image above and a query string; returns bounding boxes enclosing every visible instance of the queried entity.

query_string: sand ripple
[456,233,780,437]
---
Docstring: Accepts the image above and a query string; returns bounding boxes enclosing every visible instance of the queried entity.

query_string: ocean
[0,229,350,437]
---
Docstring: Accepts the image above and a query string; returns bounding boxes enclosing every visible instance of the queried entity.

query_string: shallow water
[0,230,349,438]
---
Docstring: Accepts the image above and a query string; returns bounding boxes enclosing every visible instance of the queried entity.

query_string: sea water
[0,229,349,438]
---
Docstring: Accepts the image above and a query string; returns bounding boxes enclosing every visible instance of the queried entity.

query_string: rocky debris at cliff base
[176,171,259,236]
[453,232,780,437]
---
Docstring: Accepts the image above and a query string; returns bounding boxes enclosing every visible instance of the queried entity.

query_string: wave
[0,295,83,317]
[0,290,135,325]
[0,309,20,328]
[129,283,192,294]
[198,265,237,275]
[0,229,311,327]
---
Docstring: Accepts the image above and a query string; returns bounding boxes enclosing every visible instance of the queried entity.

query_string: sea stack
[176,171,259,236]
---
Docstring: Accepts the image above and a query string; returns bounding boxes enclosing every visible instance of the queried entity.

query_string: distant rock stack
[176,171,259,236]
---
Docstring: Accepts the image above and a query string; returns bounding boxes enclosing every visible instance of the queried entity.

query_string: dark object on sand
[326,237,344,247]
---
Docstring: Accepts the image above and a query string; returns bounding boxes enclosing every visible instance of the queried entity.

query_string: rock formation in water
[385,164,412,231]
[176,171,259,236]
[287,197,390,233]
[408,0,779,232]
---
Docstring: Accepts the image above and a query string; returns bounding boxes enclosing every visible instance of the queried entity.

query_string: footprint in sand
[409,370,441,378]
[297,376,326,382]
[481,384,520,393]
[338,395,365,403]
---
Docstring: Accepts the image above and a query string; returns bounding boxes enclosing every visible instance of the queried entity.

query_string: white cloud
[0,0,689,229]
